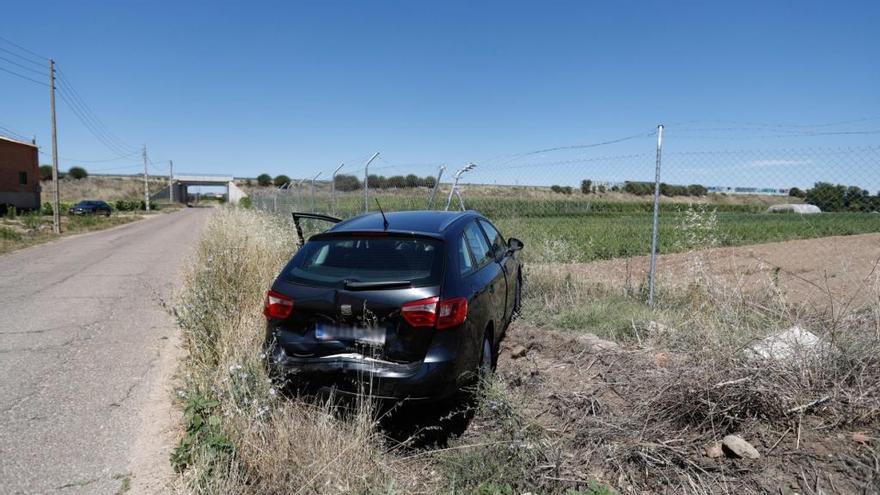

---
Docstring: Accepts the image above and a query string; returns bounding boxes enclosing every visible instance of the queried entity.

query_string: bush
[581,179,593,194]
[41,201,73,216]
[238,196,252,208]
[333,174,361,192]
[68,166,88,179]
[273,175,290,187]
[550,185,563,193]
[257,173,272,187]
[39,165,54,181]
[114,199,145,211]
[789,187,806,198]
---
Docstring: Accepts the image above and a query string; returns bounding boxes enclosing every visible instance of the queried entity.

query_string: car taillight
[264,289,293,319]
[401,296,438,328]
[401,296,467,329]
[437,297,468,329]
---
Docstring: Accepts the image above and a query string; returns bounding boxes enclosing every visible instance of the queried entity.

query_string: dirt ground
[495,324,880,494]
[556,233,880,312]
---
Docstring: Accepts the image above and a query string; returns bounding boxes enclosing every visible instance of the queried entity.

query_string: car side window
[463,222,492,269]
[457,235,475,275]
[478,220,505,257]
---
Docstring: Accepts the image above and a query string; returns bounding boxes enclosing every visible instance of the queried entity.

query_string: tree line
[255,173,437,191]
[39,165,88,180]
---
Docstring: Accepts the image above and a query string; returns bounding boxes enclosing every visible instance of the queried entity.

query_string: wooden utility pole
[48,58,61,233]
[142,145,150,211]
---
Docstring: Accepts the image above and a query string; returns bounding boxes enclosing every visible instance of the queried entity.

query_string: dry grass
[41,176,168,202]
[173,206,880,494]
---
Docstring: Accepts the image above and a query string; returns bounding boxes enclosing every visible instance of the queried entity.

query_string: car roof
[327,210,480,238]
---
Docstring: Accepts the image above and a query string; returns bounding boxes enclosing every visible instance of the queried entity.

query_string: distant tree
[788,187,806,199]
[257,173,272,186]
[334,174,361,191]
[387,175,406,188]
[561,186,573,195]
[424,176,437,188]
[610,185,619,192]
[686,184,708,196]
[623,181,653,196]
[581,179,593,194]
[244,178,252,187]
[273,174,291,187]
[39,165,53,181]
[597,184,606,193]
[405,174,421,188]
[68,166,88,179]
[805,182,846,212]
[550,185,563,193]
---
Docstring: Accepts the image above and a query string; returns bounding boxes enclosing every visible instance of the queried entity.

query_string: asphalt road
[0,208,210,494]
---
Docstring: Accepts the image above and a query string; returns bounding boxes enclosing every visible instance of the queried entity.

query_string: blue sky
[1,1,878,189]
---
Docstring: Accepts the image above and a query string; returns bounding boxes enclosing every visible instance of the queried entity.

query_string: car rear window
[286,235,444,288]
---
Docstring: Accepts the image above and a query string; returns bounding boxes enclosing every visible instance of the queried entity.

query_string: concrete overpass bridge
[153,173,247,205]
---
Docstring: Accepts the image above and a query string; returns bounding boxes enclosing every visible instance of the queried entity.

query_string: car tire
[513,272,522,315]
[478,333,494,382]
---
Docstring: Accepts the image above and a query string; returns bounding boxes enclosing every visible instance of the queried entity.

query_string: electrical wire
[0,55,45,76]
[0,123,31,142]
[0,35,47,61]
[55,69,138,154]
[0,65,47,86]
[56,90,138,157]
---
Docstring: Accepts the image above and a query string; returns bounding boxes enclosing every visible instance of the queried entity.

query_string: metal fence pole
[648,124,664,307]
[363,152,380,213]
[311,172,322,213]
[331,163,343,215]
[427,165,446,209]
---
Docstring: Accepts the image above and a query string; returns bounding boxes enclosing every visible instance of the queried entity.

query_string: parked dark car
[264,210,524,401]
[69,200,112,216]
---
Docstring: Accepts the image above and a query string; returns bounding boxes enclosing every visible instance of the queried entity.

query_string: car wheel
[478,334,494,382]
[513,272,522,315]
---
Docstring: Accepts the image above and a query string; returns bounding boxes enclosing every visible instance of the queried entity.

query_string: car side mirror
[507,237,524,253]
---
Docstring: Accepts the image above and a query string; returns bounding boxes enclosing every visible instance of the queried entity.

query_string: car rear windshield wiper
[343,280,412,290]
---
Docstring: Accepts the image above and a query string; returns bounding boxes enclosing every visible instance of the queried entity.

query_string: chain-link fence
[248,126,880,308]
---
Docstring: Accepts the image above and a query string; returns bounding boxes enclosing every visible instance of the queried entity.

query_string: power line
[56,88,137,157]
[0,55,45,76]
[55,69,138,153]
[0,45,43,67]
[0,35,47,61]
[0,65,47,86]
[0,123,31,142]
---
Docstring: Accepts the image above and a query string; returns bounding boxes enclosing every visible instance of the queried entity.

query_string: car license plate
[314,322,385,345]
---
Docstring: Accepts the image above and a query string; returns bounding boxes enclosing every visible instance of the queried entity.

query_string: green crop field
[493,212,880,263]
[262,190,880,264]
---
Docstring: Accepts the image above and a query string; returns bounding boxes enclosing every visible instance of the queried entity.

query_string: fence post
[331,163,344,215]
[648,124,664,307]
[427,165,446,209]
[363,152,380,213]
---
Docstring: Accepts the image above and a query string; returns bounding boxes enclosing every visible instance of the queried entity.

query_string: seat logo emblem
[340,304,352,316]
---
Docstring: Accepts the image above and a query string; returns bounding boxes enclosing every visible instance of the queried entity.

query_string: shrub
[256,173,272,187]
[788,187,806,198]
[114,199,145,211]
[550,185,563,193]
[581,179,593,194]
[333,174,361,191]
[238,196,252,208]
[39,165,54,181]
[68,166,88,179]
[273,175,291,187]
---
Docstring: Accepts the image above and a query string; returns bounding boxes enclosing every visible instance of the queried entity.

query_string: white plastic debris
[766,204,821,214]
[747,326,827,361]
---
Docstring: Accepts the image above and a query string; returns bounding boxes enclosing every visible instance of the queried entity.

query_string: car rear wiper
[343,280,412,290]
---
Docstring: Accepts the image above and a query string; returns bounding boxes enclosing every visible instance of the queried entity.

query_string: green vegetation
[496,211,880,263]
[273,174,291,187]
[68,166,88,179]
[257,173,272,186]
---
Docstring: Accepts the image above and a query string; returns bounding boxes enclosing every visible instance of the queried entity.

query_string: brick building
[0,135,40,211]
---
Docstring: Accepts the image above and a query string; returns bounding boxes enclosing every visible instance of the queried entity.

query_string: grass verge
[0,212,145,255]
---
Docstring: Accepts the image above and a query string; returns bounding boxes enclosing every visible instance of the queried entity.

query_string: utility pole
[48,58,60,234]
[363,152,380,213]
[169,160,174,203]
[142,145,150,211]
